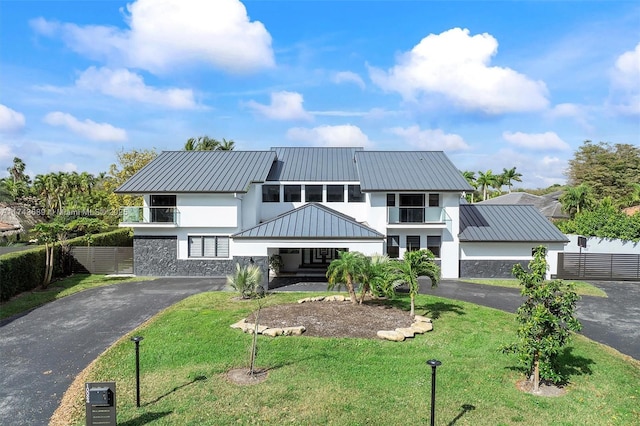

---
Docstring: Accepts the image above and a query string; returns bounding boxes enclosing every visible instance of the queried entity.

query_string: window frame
[406,235,421,252]
[348,185,365,202]
[326,185,345,202]
[387,235,400,259]
[262,185,280,202]
[283,185,301,202]
[386,193,396,207]
[428,193,440,207]
[188,236,229,258]
[305,185,323,202]
[426,235,441,258]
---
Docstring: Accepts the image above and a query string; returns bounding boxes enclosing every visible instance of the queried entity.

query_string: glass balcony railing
[387,207,449,224]
[120,206,179,225]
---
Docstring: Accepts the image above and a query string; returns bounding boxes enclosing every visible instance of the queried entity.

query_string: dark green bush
[0,228,133,302]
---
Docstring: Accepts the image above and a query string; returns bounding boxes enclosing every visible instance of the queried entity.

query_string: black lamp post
[131,336,144,407]
[426,359,442,426]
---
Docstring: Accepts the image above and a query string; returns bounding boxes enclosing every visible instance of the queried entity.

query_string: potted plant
[268,254,283,275]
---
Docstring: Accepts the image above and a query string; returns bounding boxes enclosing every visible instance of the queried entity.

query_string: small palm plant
[227,263,264,299]
[326,250,367,304]
[390,249,440,317]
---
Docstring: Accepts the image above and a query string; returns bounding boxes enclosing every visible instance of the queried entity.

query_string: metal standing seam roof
[267,147,362,182]
[115,150,277,193]
[232,203,384,239]
[354,151,474,192]
[458,204,569,242]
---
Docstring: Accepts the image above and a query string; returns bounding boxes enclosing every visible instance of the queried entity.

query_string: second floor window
[284,185,301,202]
[348,185,365,202]
[327,185,344,202]
[262,185,280,202]
[305,185,323,202]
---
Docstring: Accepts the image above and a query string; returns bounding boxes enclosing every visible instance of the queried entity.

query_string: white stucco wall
[564,234,640,254]
[232,239,384,257]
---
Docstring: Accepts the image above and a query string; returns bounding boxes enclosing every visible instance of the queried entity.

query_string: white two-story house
[116,147,568,285]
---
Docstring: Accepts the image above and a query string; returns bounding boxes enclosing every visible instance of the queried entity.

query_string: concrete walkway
[0,277,637,425]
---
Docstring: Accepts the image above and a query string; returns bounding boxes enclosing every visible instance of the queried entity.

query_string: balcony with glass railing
[387,207,451,227]
[119,206,180,226]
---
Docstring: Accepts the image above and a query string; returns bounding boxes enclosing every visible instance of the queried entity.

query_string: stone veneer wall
[134,236,269,287]
[459,260,529,279]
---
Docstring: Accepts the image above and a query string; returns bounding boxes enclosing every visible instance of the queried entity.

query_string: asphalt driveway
[0,277,638,425]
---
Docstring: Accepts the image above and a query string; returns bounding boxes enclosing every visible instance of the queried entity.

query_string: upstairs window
[262,185,280,202]
[400,194,424,207]
[284,185,301,202]
[327,185,344,202]
[387,193,396,207]
[305,185,323,202]
[429,193,440,207]
[348,185,365,202]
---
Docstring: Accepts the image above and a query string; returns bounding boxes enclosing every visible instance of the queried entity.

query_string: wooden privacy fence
[71,246,133,274]
[557,252,640,281]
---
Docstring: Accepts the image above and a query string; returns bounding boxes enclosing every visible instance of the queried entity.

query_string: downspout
[234,192,243,231]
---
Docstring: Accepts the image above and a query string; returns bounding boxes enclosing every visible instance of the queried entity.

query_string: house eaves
[233,203,384,239]
[355,151,473,192]
[459,204,569,242]
[115,150,276,193]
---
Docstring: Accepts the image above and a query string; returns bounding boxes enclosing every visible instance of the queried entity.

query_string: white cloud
[502,131,570,151]
[609,42,640,116]
[333,71,365,89]
[369,28,549,114]
[548,103,593,131]
[389,126,469,151]
[0,104,26,133]
[76,67,197,109]
[43,112,127,142]
[0,144,13,161]
[246,91,312,121]
[286,124,372,147]
[31,0,274,75]
[49,162,78,173]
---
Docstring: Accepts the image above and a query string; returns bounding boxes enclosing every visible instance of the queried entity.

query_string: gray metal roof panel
[355,151,473,191]
[233,203,384,239]
[267,147,362,182]
[458,204,569,242]
[115,150,276,193]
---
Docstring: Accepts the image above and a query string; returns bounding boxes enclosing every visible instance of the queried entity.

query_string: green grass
[0,274,154,320]
[60,291,639,425]
[459,278,607,297]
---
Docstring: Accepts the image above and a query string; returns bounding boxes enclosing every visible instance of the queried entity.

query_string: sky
[1,0,639,190]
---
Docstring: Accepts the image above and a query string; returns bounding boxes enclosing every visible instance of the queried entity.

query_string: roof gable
[115,150,276,193]
[459,204,568,242]
[233,203,384,239]
[355,151,473,191]
[267,147,361,182]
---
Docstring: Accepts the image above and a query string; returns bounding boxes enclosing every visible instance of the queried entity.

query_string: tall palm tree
[390,249,440,317]
[184,136,221,151]
[502,167,523,193]
[7,157,26,184]
[326,251,367,304]
[461,170,477,203]
[476,170,498,201]
[219,138,235,151]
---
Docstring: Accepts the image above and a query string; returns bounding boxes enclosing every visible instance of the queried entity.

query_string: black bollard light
[426,359,442,426]
[131,336,144,407]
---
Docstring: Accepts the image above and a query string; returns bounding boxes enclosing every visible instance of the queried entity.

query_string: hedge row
[0,228,133,302]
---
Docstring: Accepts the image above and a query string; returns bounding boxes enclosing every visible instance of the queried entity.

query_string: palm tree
[461,170,478,202]
[390,249,440,317]
[184,136,222,151]
[362,254,397,300]
[7,157,26,184]
[219,138,235,151]
[476,170,498,201]
[502,167,523,193]
[326,251,367,304]
[560,184,592,217]
[226,263,264,299]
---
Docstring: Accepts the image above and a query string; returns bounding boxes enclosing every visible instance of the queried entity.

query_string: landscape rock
[395,327,417,338]
[282,326,306,336]
[411,322,434,333]
[242,323,269,334]
[377,330,405,341]
[413,315,432,323]
[230,319,247,329]
[262,328,284,337]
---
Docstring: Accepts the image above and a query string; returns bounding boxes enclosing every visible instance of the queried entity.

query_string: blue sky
[1,0,638,189]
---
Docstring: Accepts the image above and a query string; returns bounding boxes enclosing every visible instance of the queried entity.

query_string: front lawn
[459,278,607,297]
[54,292,639,425]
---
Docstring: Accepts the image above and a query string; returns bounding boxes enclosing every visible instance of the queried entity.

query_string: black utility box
[88,387,113,407]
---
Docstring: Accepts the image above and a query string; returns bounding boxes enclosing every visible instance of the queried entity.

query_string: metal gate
[557,252,640,281]
[71,247,133,274]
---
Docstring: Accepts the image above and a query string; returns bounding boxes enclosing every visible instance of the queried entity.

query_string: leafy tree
[226,263,264,299]
[326,250,367,304]
[566,141,640,204]
[501,247,581,390]
[502,167,523,193]
[103,148,157,223]
[556,199,640,242]
[6,157,27,184]
[389,249,440,317]
[33,222,65,288]
[559,183,593,218]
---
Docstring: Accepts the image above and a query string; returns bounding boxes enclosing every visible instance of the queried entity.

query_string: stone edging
[230,295,434,341]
